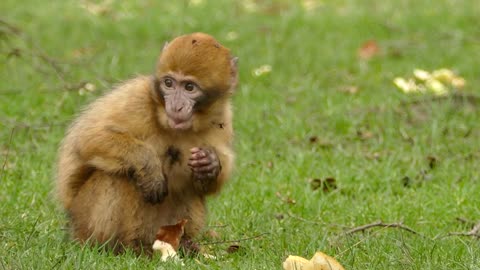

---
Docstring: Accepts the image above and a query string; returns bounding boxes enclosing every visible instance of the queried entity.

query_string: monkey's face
[155,73,211,131]
[153,33,238,131]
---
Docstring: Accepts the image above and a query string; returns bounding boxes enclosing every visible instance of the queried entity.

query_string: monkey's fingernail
[190,147,200,153]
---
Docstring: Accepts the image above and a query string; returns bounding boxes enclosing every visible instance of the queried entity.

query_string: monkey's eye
[185,82,195,92]
[164,78,174,88]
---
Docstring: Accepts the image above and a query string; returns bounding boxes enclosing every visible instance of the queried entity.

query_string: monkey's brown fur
[56,33,236,254]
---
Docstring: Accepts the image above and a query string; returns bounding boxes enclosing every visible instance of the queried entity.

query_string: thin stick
[344,220,420,235]
[0,128,15,179]
[448,221,480,238]
[287,211,326,225]
[336,220,422,258]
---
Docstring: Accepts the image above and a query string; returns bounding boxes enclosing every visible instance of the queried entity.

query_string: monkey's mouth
[168,117,192,130]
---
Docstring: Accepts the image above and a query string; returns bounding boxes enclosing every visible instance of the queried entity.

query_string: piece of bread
[283,252,345,270]
[310,252,345,270]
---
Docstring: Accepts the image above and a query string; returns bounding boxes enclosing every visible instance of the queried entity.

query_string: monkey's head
[153,32,238,131]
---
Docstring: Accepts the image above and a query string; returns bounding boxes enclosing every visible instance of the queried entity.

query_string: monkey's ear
[162,42,169,51]
[231,57,239,66]
[230,57,239,93]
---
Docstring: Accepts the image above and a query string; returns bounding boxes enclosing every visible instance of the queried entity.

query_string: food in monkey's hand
[283,251,345,270]
[153,219,187,261]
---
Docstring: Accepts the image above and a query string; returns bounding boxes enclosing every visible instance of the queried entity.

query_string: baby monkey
[56,33,237,254]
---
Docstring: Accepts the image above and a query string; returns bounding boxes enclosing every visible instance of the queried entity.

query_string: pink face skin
[158,73,204,131]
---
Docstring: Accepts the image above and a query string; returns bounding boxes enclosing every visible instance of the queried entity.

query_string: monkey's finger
[192,163,217,173]
[190,147,202,153]
[188,158,211,167]
[190,151,207,160]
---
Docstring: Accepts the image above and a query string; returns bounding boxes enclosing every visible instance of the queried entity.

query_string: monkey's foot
[179,237,201,257]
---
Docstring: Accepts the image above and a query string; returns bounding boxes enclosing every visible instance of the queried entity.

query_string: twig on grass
[287,211,326,225]
[1,18,68,81]
[335,220,423,258]
[0,117,68,130]
[344,220,420,236]
[199,232,269,246]
[0,18,19,31]
[447,221,480,238]
[455,217,476,227]
[0,128,15,179]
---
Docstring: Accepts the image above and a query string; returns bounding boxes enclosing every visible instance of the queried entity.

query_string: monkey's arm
[75,124,167,203]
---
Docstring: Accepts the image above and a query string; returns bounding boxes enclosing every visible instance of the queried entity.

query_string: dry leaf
[309,136,318,143]
[310,178,337,193]
[155,219,187,250]
[402,176,411,188]
[427,155,438,169]
[338,85,359,94]
[357,40,380,60]
[357,129,374,140]
[226,244,241,254]
[275,192,296,205]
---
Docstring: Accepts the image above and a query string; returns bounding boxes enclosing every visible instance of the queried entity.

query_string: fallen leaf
[338,85,359,94]
[310,178,322,191]
[427,155,438,169]
[402,176,411,188]
[365,152,381,160]
[310,177,337,193]
[226,244,241,254]
[155,219,188,250]
[357,129,374,140]
[323,177,337,192]
[357,40,380,60]
[275,192,296,205]
[309,136,318,143]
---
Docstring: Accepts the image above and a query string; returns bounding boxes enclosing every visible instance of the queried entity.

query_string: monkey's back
[56,76,156,209]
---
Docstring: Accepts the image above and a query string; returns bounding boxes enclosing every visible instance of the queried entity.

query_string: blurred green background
[1,1,479,269]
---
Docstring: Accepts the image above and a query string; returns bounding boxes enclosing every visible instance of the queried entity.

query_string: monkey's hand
[131,159,168,204]
[188,147,221,191]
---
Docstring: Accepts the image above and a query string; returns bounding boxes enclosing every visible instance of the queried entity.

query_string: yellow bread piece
[310,252,345,270]
[283,252,345,270]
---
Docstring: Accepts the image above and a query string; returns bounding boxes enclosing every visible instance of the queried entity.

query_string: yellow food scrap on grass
[394,68,465,96]
[283,251,345,270]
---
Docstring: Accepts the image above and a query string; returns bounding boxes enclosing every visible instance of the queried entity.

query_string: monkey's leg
[68,171,167,255]
[179,198,206,255]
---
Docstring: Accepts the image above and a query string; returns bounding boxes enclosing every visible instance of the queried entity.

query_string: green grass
[1,0,480,269]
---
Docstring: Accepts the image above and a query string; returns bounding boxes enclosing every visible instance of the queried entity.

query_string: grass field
[1,0,480,269]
